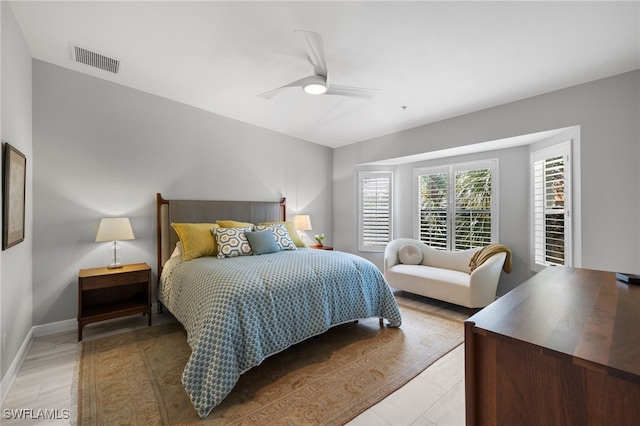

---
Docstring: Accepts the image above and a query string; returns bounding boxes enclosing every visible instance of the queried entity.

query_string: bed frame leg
[379,318,384,327]
[158,302,163,314]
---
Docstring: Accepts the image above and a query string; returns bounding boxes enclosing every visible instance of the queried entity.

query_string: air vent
[72,45,120,74]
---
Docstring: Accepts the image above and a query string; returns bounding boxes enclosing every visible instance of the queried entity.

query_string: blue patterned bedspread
[159,248,402,418]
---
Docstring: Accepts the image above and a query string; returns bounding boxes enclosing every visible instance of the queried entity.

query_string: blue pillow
[245,230,280,255]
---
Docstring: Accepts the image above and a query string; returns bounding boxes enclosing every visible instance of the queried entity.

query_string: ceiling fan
[258,30,379,100]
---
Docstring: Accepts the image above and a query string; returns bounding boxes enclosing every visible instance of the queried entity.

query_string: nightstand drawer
[81,270,149,290]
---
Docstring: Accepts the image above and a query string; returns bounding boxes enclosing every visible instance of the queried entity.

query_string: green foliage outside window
[418,166,493,251]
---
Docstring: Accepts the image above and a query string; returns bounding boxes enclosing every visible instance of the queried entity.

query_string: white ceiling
[9,1,640,148]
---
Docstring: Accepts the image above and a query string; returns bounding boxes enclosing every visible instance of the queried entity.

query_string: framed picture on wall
[3,142,26,250]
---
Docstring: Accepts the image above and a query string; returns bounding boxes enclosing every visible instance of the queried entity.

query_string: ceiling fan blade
[295,30,328,78]
[257,87,289,100]
[258,75,316,99]
[324,84,380,100]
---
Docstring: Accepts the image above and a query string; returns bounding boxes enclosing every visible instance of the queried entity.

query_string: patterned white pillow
[398,243,423,265]
[254,224,296,250]
[213,227,253,259]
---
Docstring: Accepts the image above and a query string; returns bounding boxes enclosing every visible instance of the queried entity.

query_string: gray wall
[334,70,640,296]
[1,1,33,381]
[32,60,333,325]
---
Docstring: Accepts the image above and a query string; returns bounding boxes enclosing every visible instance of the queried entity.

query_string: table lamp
[293,214,312,242]
[95,217,135,269]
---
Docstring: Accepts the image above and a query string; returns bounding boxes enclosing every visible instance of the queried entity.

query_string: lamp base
[107,241,123,269]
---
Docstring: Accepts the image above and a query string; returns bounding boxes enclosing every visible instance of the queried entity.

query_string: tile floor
[1,293,467,425]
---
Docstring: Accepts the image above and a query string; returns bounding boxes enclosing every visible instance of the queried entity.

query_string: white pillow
[170,241,183,259]
[398,243,423,265]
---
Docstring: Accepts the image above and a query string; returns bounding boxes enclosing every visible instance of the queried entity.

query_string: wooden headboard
[156,193,286,277]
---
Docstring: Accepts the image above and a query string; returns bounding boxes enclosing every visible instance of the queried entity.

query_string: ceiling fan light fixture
[303,82,327,95]
[258,31,379,100]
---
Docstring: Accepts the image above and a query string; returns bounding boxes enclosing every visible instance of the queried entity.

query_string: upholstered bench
[384,238,509,309]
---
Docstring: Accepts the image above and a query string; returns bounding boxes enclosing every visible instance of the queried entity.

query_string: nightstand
[78,262,152,341]
[309,244,333,250]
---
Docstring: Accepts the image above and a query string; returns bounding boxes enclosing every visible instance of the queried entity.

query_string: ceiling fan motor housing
[303,75,327,95]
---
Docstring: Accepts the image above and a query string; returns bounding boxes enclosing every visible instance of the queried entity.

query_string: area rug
[76,301,464,425]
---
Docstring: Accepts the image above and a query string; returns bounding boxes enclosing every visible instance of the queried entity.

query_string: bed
[155,193,402,418]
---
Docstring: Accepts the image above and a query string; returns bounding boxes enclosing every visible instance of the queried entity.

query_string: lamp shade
[95,217,135,242]
[293,214,312,231]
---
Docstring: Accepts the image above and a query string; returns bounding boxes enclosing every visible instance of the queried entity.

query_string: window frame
[414,159,499,251]
[358,170,393,252]
[530,140,572,272]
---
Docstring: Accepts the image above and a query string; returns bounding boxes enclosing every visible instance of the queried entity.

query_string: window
[358,171,392,252]
[416,160,497,251]
[531,141,572,271]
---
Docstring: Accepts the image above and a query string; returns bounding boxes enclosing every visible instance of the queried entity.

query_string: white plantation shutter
[417,168,449,250]
[416,160,497,251]
[532,141,572,270]
[359,171,392,252]
[454,167,493,250]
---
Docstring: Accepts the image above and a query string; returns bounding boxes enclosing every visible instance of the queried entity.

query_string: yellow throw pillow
[216,219,255,229]
[259,221,306,247]
[171,223,220,261]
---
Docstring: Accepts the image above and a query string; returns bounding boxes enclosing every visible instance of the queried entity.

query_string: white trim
[0,302,160,405]
[363,127,573,166]
[528,126,582,270]
[0,329,34,405]
[453,159,500,247]
[572,130,582,268]
[413,165,448,241]
[32,318,77,338]
[530,140,573,272]
[31,303,161,338]
[358,170,393,252]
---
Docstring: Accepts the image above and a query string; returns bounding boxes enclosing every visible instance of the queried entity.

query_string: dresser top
[467,267,640,381]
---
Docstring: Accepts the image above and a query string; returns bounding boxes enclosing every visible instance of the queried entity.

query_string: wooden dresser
[465,267,640,425]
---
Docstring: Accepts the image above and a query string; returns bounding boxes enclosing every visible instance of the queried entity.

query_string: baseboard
[1,303,160,405]
[2,320,77,405]
[31,303,160,339]
[32,318,77,338]
[0,328,34,406]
